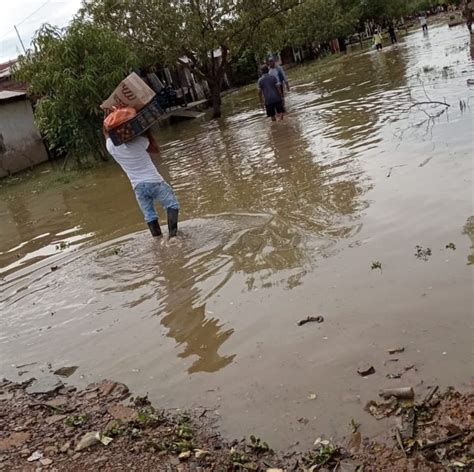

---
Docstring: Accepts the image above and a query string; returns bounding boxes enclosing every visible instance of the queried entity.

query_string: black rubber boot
[167,208,179,237]
[147,219,162,237]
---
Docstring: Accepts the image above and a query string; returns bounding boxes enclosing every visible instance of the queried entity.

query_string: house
[0,90,49,177]
[0,60,25,92]
[0,60,49,177]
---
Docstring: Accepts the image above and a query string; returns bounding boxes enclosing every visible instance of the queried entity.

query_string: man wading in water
[258,65,284,121]
[104,110,180,238]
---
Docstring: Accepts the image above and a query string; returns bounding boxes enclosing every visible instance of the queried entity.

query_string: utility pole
[14,25,27,54]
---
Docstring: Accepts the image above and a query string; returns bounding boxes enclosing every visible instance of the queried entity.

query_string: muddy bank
[1,378,472,471]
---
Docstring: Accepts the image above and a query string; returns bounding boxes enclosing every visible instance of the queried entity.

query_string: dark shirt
[258,74,281,105]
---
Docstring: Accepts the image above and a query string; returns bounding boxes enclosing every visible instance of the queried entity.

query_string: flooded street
[1,22,473,450]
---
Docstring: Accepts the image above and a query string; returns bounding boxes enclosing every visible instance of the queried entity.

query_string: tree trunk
[209,80,222,119]
[338,37,347,53]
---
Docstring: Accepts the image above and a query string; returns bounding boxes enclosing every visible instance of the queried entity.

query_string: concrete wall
[0,99,49,177]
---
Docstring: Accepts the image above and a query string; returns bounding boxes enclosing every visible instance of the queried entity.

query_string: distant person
[373,30,383,50]
[419,13,429,31]
[258,65,284,122]
[388,23,398,44]
[104,111,180,238]
[268,58,290,95]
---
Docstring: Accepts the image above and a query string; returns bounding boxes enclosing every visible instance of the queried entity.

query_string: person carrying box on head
[103,107,180,238]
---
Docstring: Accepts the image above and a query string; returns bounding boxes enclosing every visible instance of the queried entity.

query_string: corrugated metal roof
[0,68,11,79]
[0,60,16,78]
[0,90,26,101]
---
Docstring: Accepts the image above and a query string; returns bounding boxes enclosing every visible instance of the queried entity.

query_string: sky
[0,0,82,63]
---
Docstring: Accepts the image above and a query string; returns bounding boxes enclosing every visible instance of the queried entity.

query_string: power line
[0,0,51,41]
[17,0,52,27]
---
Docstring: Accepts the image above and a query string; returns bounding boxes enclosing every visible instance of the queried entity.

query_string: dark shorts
[265,100,284,117]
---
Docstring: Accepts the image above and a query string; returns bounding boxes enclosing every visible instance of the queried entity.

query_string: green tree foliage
[358,0,412,22]
[81,0,299,118]
[286,0,360,48]
[15,21,137,164]
[228,49,259,87]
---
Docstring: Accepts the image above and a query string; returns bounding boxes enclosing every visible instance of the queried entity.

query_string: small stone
[75,432,100,451]
[44,397,68,408]
[243,463,258,471]
[0,432,31,451]
[45,415,67,425]
[40,458,53,466]
[107,405,138,421]
[43,446,58,455]
[170,456,181,466]
[60,442,71,453]
[26,377,63,395]
[357,364,376,377]
[0,392,14,401]
[98,380,129,399]
[72,452,81,460]
[195,449,209,459]
[53,366,78,378]
[27,451,43,462]
[84,391,98,400]
[178,451,191,461]
[387,347,405,355]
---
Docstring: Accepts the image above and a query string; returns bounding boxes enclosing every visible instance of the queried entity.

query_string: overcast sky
[0,0,82,63]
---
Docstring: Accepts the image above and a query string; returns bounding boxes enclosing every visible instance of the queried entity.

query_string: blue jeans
[134,181,180,223]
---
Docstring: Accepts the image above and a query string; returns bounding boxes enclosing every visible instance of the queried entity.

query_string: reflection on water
[0,213,322,374]
[0,22,472,388]
[463,216,474,266]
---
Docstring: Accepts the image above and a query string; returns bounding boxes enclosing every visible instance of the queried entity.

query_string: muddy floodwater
[1,22,473,450]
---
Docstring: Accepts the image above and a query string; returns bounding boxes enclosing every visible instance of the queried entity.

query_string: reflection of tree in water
[311,47,409,149]
[1,195,34,268]
[266,120,365,238]
[151,246,235,374]
[463,216,474,265]
[198,118,366,240]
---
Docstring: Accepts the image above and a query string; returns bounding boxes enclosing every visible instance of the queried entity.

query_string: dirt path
[1,378,472,471]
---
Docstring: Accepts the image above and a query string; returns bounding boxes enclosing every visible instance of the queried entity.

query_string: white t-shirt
[106,136,163,188]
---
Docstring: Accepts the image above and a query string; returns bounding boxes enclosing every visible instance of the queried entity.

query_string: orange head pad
[103,106,137,130]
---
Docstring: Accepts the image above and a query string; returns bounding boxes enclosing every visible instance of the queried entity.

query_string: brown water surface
[1,23,473,449]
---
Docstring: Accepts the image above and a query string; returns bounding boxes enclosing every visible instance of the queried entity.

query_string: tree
[81,0,299,118]
[15,21,137,164]
[358,0,414,22]
[286,0,360,48]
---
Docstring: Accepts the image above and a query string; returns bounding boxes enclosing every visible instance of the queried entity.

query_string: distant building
[0,60,49,177]
[0,60,26,92]
[0,90,49,177]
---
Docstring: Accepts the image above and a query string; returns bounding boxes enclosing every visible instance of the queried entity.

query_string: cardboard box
[101,72,156,112]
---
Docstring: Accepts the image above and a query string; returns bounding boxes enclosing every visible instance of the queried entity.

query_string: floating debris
[414,245,432,261]
[371,261,382,270]
[53,366,78,378]
[387,347,405,355]
[357,365,376,377]
[297,316,324,326]
[379,387,414,400]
